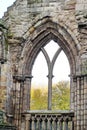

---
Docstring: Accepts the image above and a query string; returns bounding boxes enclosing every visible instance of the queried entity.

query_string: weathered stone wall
[75,1,87,129]
[3,0,78,72]
[3,0,76,38]
[1,0,87,129]
[76,0,87,75]
[0,64,7,110]
[3,0,28,37]
[0,25,8,111]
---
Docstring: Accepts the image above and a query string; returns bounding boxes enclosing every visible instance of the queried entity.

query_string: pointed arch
[21,19,78,76]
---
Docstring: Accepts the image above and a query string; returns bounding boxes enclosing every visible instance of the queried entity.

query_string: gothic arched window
[31,40,70,110]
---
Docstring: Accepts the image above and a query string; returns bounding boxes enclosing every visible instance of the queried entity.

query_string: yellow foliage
[30,81,70,110]
[0,87,6,110]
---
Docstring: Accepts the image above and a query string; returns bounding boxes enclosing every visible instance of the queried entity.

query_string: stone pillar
[84,76,87,129]
[13,75,25,129]
[12,75,32,129]
[23,76,32,110]
[77,77,81,130]
[70,76,75,111]
[73,76,77,130]
[73,75,87,130]
[80,77,84,130]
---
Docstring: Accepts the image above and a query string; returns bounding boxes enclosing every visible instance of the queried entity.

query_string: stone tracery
[0,0,87,129]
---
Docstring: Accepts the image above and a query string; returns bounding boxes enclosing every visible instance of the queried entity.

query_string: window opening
[31,51,48,110]
[41,47,62,110]
[31,40,70,110]
[52,51,70,110]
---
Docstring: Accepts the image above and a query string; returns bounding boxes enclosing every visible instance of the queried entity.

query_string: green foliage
[52,81,70,110]
[0,110,4,124]
[0,22,8,52]
[30,87,48,110]
[30,81,70,110]
[0,110,8,126]
[0,20,7,29]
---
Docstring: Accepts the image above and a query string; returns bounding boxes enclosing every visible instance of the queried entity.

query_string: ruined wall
[2,0,78,73]
[1,0,87,129]
[0,25,8,110]
[76,0,87,74]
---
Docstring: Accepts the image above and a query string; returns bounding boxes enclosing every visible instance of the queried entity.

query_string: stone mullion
[80,77,84,130]
[77,77,81,130]
[84,76,87,129]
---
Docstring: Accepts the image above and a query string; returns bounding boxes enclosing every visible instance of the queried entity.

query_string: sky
[32,40,70,87]
[0,0,70,87]
[0,0,16,18]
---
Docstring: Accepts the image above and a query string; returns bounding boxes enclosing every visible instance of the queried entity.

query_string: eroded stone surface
[0,0,87,129]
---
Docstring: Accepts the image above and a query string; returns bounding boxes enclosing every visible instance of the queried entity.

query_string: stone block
[76,4,85,11]
[77,0,87,4]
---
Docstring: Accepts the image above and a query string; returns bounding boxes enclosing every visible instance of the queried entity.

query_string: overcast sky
[32,40,70,87]
[0,0,16,18]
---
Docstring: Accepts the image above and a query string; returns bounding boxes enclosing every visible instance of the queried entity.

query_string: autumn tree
[30,87,48,110]
[52,81,70,110]
[30,81,70,110]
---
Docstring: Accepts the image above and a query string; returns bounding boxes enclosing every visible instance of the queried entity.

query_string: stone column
[80,77,84,130]
[12,75,32,129]
[73,76,77,130]
[70,75,75,111]
[13,75,25,129]
[77,77,81,130]
[23,76,32,110]
[84,76,87,129]
[73,75,87,130]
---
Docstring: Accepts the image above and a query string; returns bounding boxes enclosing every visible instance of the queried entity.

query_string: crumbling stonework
[0,0,87,129]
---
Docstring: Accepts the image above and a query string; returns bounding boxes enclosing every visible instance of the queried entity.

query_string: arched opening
[30,40,70,110]
[31,50,48,110]
[20,20,77,130]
